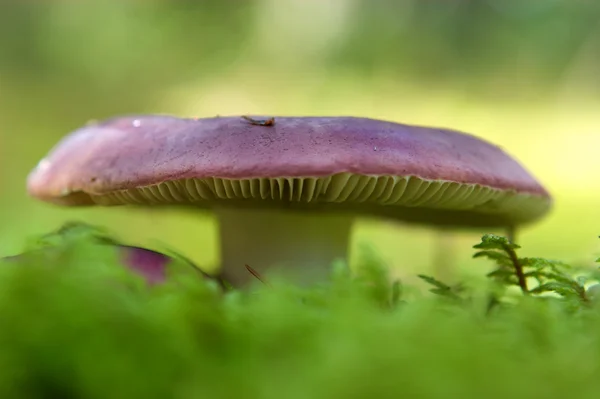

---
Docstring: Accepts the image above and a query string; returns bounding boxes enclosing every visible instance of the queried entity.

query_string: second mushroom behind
[26,115,552,286]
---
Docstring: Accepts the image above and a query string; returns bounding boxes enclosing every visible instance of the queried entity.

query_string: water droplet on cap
[132,119,141,127]
[37,158,51,171]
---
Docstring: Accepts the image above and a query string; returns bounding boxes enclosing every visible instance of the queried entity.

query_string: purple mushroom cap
[118,245,170,285]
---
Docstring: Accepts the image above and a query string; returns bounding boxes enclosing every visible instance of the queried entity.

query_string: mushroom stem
[215,207,354,286]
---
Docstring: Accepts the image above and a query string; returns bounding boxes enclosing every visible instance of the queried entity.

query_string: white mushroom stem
[215,207,354,286]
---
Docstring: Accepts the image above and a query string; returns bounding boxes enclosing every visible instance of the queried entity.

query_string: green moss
[1,227,600,398]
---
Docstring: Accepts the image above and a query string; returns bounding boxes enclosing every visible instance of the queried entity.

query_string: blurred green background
[1,0,599,283]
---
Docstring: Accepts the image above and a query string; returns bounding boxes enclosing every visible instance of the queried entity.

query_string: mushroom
[26,115,552,286]
[3,221,222,287]
[3,244,218,286]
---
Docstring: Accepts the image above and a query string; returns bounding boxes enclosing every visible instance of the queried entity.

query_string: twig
[245,264,271,287]
[503,243,528,294]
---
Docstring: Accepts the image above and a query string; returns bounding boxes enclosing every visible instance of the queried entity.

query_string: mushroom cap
[27,115,552,227]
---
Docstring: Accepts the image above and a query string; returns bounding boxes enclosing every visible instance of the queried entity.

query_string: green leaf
[473,250,512,265]
[529,282,580,300]
[487,269,515,279]
[417,274,452,290]
[520,257,571,271]
[417,275,463,300]
[543,272,578,286]
[473,234,521,250]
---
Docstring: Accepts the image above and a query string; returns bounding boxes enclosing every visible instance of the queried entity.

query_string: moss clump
[1,225,600,399]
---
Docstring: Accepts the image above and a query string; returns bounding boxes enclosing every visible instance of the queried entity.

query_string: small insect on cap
[27,114,551,226]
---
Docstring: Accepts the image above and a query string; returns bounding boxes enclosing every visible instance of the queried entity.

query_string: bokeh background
[1,0,599,283]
